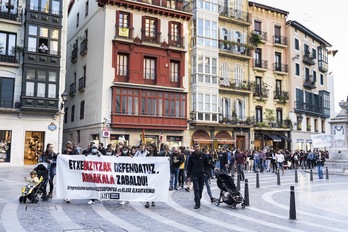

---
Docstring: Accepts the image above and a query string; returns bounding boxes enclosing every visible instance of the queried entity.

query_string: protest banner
[56,155,169,202]
[311,134,332,148]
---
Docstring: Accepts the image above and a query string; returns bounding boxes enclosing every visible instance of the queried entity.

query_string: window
[117,12,130,37]
[51,0,60,15]
[71,105,75,122]
[170,61,179,82]
[294,38,299,50]
[76,13,79,28]
[192,92,218,121]
[143,17,158,42]
[312,48,316,59]
[115,89,186,118]
[195,18,218,48]
[254,20,261,34]
[29,0,55,13]
[64,107,68,123]
[80,100,85,120]
[254,48,262,67]
[0,77,14,108]
[169,22,181,45]
[313,70,317,82]
[274,25,281,43]
[0,32,16,63]
[234,65,243,87]
[276,108,282,125]
[27,25,59,55]
[275,80,282,95]
[144,57,156,80]
[320,74,324,85]
[256,107,262,122]
[24,69,58,98]
[117,53,128,77]
[85,0,89,17]
[275,52,281,71]
[295,63,300,76]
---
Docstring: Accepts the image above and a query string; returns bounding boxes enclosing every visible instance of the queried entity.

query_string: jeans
[170,167,180,189]
[236,164,244,180]
[317,164,323,179]
[178,168,185,187]
[192,175,205,204]
[204,175,213,199]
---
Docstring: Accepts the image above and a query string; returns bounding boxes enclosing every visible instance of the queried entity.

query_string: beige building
[248,2,291,151]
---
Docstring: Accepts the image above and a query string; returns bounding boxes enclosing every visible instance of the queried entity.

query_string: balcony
[253,59,268,71]
[219,116,255,126]
[115,26,134,40]
[0,5,22,22]
[273,63,288,73]
[70,48,78,63]
[0,54,19,64]
[319,60,328,73]
[219,41,252,58]
[253,87,269,100]
[218,6,251,26]
[294,101,330,118]
[302,51,315,65]
[273,90,289,103]
[273,36,287,47]
[253,30,267,42]
[303,76,316,89]
[168,35,185,48]
[141,30,161,44]
[80,39,88,56]
[78,76,86,91]
[69,83,76,96]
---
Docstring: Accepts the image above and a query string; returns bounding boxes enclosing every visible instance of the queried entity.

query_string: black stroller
[19,163,49,203]
[215,170,245,209]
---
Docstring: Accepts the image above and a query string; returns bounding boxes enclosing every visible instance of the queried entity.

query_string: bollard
[277,171,281,185]
[244,179,249,206]
[289,186,296,220]
[326,167,329,179]
[237,174,241,191]
[256,172,260,188]
[295,170,298,183]
[310,168,313,181]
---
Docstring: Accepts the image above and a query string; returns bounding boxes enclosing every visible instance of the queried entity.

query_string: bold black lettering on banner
[114,163,156,174]
[116,175,148,186]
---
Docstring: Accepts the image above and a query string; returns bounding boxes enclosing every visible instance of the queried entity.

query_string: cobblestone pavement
[0,165,347,232]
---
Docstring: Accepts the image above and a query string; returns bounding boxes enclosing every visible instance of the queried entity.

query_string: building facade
[64,0,191,149]
[0,0,67,166]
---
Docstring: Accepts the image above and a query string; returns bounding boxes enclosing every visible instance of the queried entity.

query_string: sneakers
[174,187,178,190]
[210,197,215,203]
[119,200,127,205]
[145,202,150,208]
[151,201,156,207]
[185,187,190,192]
[87,200,94,205]
[64,199,71,203]
[47,192,52,198]
[169,188,173,191]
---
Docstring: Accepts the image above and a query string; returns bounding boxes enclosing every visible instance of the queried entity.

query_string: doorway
[236,135,245,151]
[24,131,45,165]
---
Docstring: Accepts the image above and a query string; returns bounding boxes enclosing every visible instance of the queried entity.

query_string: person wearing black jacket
[187,144,217,209]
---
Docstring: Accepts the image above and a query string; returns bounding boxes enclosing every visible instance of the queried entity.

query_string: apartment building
[64,0,191,148]
[0,0,67,165]
[286,20,331,151]
[248,2,291,151]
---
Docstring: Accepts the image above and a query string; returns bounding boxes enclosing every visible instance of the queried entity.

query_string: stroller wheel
[23,197,27,203]
[19,196,23,203]
[232,203,236,209]
[241,203,245,209]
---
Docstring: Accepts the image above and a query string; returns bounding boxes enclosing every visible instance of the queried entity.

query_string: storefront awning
[193,139,213,144]
[278,135,291,142]
[264,134,282,142]
[216,139,235,144]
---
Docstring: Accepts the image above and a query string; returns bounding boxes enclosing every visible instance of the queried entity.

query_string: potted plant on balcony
[6,2,15,10]
[249,32,262,47]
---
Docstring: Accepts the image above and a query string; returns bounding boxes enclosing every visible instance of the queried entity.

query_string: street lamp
[60,91,68,110]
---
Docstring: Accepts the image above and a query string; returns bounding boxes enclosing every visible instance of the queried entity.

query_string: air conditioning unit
[102,130,110,138]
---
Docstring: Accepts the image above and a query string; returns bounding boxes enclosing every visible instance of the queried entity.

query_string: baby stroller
[215,170,245,209]
[19,163,49,203]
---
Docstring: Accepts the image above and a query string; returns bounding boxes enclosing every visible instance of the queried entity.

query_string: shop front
[0,130,12,163]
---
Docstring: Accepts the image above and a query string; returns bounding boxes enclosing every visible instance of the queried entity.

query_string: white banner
[311,134,332,148]
[56,155,169,202]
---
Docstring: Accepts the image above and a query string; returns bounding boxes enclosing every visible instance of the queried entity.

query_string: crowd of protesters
[57,140,329,208]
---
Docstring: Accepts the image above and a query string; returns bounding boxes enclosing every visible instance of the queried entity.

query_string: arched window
[220,62,230,86]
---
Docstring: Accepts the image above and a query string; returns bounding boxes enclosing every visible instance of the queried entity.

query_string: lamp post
[58,91,68,153]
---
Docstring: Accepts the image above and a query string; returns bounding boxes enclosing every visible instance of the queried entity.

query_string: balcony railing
[168,35,185,48]
[303,51,315,65]
[273,63,288,73]
[303,76,316,89]
[220,80,252,91]
[273,36,287,46]
[253,87,269,99]
[141,30,161,44]
[219,116,255,125]
[0,54,19,64]
[69,83,76,96]
[131,0,191,12]
[219,41,251,57]
[294,101,330,118]
[78,76,86,91]
[219,6,251,24]
[80,39,88,56]
[115,26,134,39]
[0,7,22,22]
[253,59,268,69]
[274,90,289,103]
[253,30,267,41]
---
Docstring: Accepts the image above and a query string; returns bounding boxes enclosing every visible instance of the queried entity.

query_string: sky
[252,0,345,113]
